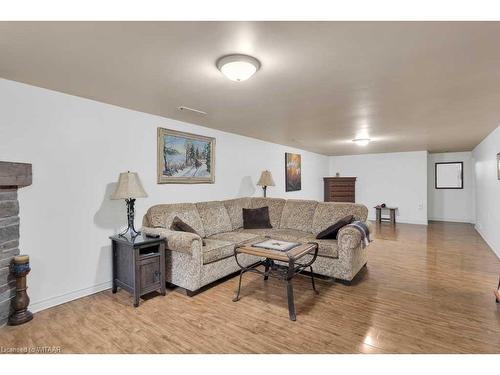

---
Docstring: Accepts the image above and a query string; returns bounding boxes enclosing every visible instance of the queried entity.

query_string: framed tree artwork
[157,127,215,184]
[285,152,301,192]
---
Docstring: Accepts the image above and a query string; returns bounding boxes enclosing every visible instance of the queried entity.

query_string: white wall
[329,151,428,225]
[472,126,500,258]
[427,152,475,223]
[0,78,329,312]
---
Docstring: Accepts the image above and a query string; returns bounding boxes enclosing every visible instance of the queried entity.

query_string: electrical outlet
[418,203,424,210]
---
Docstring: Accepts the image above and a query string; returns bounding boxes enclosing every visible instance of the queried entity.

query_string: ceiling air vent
[177,106,207,115]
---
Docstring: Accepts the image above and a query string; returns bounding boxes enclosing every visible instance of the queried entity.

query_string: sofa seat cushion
[250,198,286,228]
[279,199,318,232]
[223,198,251,230]
[299,235,339,258]
[147,203,205,238]
[202,239,235,264]
[208,231,260,245]
[269,229,311,242]
[196,201,233,237]
[312,202,368,235]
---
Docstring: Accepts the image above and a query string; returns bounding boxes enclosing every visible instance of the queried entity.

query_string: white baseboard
[475,225,500,260]
[367,216,428,225]
[29,281,112,314]
[428,217,475,224]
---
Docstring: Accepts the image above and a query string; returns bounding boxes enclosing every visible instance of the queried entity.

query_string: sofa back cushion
[242,206,272,229]
[250,198,286,228]
[312,202,368,235]
[223,197,251,230]
[171,216,206,245]
[315,215,354,239]
[196,200,233,237]
[279,199,318,232]
[145,203,205,237]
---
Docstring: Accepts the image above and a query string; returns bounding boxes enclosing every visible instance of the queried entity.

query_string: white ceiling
[1,21,499,155]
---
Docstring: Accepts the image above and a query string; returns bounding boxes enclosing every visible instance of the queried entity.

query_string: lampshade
[257,170,276,187]
[111,172,147,200]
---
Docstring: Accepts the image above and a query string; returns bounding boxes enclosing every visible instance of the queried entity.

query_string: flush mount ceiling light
[352,138,371,146]
[216,54,261,82]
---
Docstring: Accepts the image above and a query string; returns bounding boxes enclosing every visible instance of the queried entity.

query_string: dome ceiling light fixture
[352,138,371,146]
[216,54,261,82]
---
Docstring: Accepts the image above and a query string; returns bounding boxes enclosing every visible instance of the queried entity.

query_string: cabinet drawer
[331,197,355,203]
[328,181,355,187]
[330,191,354,197]
[329,193,355,201]
[330,186,354,193]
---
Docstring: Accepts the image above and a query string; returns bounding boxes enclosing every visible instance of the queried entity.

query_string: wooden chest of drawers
[323,177,356,203]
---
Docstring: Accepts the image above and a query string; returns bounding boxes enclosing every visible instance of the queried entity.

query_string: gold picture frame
[497,152,500,180]
[157,127,216,184]
[285,152,302,192]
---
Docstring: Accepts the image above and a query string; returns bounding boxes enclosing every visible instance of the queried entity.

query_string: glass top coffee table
[233,238,319,321]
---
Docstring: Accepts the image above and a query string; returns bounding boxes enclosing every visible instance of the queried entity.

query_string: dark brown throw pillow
[316,215,354,240]
[170,216,206,245]
[242,206,272,229]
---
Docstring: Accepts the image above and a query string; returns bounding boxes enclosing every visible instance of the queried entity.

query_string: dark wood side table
[109,234,166,307]
[375,206,398,225]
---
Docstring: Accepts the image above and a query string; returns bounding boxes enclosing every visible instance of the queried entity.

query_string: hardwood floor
[1,221,499,353]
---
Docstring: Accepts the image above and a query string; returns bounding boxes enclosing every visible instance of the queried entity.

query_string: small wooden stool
[375,206,398,225]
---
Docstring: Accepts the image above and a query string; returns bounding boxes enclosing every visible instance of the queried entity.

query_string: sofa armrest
[141,226,203,256]
[337,225,361,251]
[337,220,372,251]
[335,221,371,281]
[365,220,374,235]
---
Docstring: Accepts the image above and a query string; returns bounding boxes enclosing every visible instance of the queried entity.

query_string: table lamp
[257,170,275,197]
[111,171,147,238]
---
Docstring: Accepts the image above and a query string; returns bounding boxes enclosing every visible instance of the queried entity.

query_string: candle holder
[8,255,33,326]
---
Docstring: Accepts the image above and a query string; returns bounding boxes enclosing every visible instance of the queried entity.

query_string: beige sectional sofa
[142,197,370,294]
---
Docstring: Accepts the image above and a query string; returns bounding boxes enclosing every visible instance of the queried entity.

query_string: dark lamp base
[120,198,140,239]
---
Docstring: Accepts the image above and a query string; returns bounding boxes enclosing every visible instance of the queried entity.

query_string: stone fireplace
[0,161,32,326]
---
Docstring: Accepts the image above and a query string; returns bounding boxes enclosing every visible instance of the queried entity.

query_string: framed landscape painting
[157,127,215,184]
[285,152,301,192]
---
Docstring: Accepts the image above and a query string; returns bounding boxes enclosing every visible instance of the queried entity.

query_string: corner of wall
[475,224,500,260]
[471,125,500,259]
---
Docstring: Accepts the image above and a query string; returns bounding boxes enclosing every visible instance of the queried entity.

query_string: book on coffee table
[252,239,300,252]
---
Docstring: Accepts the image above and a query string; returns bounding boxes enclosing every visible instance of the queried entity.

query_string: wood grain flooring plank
[0,221,499,353]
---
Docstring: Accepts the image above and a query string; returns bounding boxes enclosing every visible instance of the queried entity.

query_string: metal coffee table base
[233,247,319,321]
